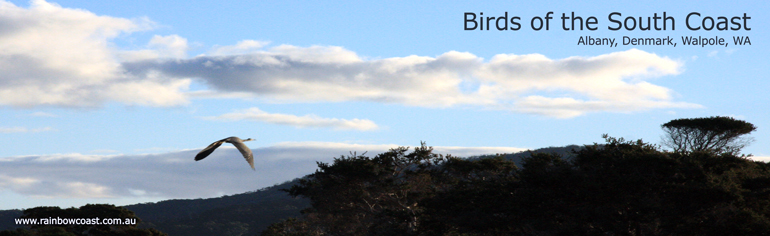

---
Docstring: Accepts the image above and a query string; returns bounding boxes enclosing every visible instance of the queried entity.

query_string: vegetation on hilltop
[263,117,768,235]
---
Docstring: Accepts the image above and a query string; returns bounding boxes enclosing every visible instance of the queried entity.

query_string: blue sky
[0,0,767,210]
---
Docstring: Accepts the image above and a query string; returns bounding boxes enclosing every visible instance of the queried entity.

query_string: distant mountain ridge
[475,144,581,166]
[125,180,309,236]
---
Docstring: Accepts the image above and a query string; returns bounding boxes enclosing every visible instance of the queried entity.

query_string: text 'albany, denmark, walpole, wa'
[577,35,751,48]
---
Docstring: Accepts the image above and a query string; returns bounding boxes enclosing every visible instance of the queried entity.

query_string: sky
[0,0,767,210]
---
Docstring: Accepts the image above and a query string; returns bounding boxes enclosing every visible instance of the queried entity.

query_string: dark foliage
[263,138,770,236]
[1,204,165,236]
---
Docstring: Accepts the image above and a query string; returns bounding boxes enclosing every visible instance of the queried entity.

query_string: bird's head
[243,138,255,142]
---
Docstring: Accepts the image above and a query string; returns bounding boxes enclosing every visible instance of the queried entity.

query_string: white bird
[195,136,255,170]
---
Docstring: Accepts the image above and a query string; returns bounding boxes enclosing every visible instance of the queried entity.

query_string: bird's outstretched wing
[230,140,255,170]
[195,138,226,161]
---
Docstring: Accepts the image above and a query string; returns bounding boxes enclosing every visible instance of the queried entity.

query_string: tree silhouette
[281,144,444,235]
[661,116,756,155]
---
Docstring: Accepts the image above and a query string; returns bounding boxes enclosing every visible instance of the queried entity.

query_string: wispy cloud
[29,112,58,117]
[0,126,54,133]
[0,142,525,208]
[205,107,379,131]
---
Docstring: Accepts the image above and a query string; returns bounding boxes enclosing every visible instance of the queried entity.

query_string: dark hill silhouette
[124,180,309,236]
[0,210,22,232]
[473,144,581,166]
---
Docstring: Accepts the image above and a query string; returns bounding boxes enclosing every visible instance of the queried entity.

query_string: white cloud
[0,142,525,205]
[512,96,701,119]
[119,35,190,61]
[477,50,681,101]
[52,182,113,198]
[0,0,189,108]
[148,35,189,58]
[473,49,702,117]
[209,40,271,56]
[0,175,39,189]
[206,107,379,131]
[0,174,113,199]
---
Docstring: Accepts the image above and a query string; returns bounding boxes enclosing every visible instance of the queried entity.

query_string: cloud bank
[0,142,525,208]
[0,0,700,117]
[126,47,700,118]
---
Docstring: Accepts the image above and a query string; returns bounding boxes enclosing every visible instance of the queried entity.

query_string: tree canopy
[661,116,756,155]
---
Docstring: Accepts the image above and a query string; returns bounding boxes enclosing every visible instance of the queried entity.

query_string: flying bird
[195,136,255,170]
